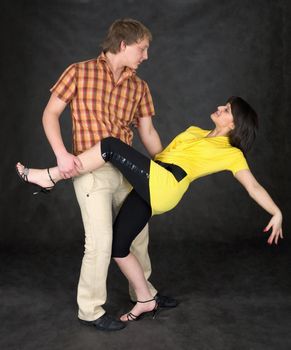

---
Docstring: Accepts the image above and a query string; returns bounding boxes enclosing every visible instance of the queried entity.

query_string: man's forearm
[42,93,69,158]
[43,109,82,177]
[140,127,163,158]
[137,116,163,157]
[43,110,68,157]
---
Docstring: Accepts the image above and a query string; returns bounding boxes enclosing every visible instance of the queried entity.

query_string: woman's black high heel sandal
[125,298,159,321]
[16,165,56,195]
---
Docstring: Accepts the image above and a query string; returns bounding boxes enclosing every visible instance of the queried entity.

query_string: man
[42,18,177,331]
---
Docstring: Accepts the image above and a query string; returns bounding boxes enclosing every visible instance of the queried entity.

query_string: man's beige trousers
[73,163,157,321]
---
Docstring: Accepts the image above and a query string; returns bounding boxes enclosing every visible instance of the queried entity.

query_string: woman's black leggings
[100,137,152,258]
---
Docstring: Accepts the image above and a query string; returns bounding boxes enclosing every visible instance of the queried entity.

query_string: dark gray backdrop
[1,1,291,349]
[2,0,290,246]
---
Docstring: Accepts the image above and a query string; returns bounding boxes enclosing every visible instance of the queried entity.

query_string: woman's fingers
[280,229,284,239]
[275,232,279,245]
[267,227,283,245]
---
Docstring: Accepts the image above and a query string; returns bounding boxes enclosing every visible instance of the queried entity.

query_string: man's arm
[42,93,82,178]
[235,169,283,244]
[136,116,163,158]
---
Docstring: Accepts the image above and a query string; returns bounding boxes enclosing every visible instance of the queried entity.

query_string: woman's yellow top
[149,126,249,215]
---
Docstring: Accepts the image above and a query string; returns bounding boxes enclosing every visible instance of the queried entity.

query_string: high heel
[124,297,159,322]
[16,164,55,195]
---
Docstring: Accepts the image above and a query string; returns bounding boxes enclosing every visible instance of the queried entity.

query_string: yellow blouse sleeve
[228,150,249,175]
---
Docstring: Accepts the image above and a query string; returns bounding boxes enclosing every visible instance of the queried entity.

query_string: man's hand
[57,152,83,179]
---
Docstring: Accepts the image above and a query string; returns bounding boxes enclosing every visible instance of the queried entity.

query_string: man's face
[122,37,149,69]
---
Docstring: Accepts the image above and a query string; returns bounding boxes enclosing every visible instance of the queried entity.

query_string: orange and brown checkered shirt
[50,52,155,155]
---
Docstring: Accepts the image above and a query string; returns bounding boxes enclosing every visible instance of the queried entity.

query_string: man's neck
[105,52,126,83]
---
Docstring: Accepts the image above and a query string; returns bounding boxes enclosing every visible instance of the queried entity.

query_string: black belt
[155,160,187,182]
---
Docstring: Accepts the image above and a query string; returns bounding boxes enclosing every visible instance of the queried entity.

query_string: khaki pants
[73,163,157,321]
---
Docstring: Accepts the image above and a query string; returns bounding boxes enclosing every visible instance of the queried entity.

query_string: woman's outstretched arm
[234,169,283,245]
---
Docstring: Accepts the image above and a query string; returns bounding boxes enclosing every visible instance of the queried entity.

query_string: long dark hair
[227,96,258,154]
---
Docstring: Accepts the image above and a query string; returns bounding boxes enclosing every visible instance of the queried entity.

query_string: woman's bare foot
[120,299,157,322]
[16,162,56,189]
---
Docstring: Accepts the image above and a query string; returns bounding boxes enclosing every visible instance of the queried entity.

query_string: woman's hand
[264,212,283,245]
[235,170,284,245]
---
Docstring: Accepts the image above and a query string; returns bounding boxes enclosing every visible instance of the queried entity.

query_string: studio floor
[1,237,290,350]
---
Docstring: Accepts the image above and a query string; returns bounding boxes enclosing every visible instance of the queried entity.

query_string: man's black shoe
[78,313,126,331]
[154,293,178,308]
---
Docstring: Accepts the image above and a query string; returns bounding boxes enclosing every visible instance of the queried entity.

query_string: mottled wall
[2,0,290,246]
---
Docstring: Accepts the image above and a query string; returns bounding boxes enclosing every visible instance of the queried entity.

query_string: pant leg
[112,190,152,257]
[112,176,158,300]
[101,137,151,204]
[73,164,123,321]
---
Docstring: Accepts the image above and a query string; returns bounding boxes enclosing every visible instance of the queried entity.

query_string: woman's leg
[16,141,104,188]
[100,137,151,203]
[115,254,156,321]
[16,141,105,188]
[17,137,151,204]
[112,190,156,321]
[112,190,152,257]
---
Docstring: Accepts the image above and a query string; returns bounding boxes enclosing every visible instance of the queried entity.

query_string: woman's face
[210,103,235,131]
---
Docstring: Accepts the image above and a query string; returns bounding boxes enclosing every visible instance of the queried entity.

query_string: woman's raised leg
[16,137,151,204]
[16,141,105,188]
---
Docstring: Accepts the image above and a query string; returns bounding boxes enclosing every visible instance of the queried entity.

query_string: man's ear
[120,40,126,51]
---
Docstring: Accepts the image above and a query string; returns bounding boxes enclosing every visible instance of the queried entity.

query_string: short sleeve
[228,151,249,175]
[50,64,77,103]
[134,81,155,119]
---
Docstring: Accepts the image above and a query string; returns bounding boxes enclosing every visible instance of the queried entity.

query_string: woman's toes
[120,301,156,322]
[120,312,137,322]
[120,314,128,322]
[16,163,25,176]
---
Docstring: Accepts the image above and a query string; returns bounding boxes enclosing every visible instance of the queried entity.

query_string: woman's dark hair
[227,96,258,154]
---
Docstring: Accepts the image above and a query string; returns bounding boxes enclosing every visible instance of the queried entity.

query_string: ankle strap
[47,168,56,185]
[136,298,155,303]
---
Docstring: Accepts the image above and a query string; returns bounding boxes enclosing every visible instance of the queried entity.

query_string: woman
[16,96,283,322]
